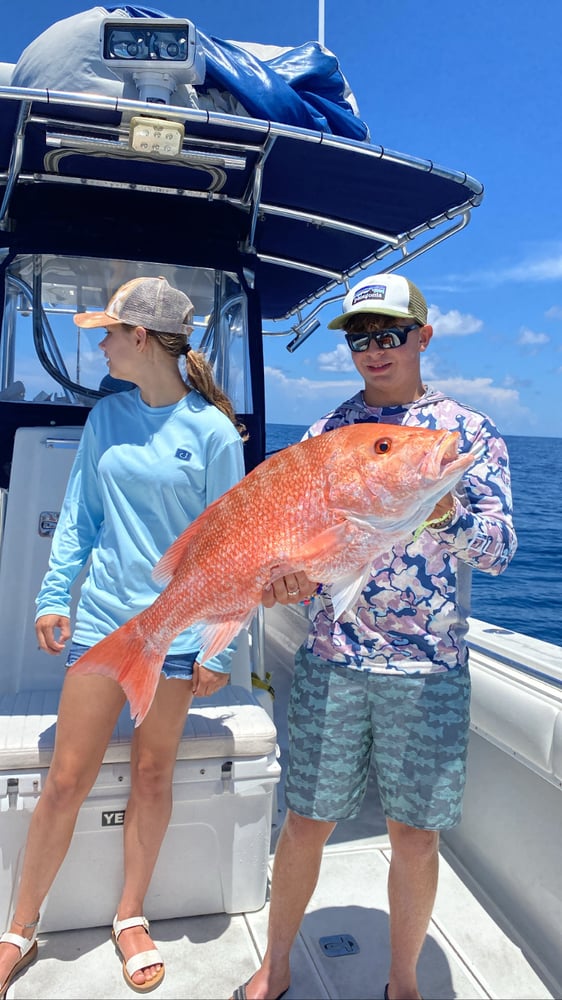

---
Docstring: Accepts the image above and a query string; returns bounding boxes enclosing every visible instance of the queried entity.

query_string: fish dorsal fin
[152,524,197,586]
[152,492,226,586]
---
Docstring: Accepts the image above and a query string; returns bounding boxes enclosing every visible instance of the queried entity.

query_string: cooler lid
[0,684,277,769]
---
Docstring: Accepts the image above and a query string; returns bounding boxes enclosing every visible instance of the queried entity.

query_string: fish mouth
[420,430,481,482]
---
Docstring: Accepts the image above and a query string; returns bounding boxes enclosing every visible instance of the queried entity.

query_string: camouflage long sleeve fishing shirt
[303,386,517,675]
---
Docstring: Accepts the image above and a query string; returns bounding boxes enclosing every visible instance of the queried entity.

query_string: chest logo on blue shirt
[175,448,192,461]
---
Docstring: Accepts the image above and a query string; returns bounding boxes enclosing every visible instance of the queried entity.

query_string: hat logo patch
[352,284,387,305]
[175,448,192,461]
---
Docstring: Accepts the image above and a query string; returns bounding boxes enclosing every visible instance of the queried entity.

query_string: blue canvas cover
[10,4,369,141]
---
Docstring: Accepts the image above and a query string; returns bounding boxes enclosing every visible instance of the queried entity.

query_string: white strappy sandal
[112,915,165,994]
[0,916,39,999]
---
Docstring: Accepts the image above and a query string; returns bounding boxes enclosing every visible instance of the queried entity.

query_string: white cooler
[0,684,280,933]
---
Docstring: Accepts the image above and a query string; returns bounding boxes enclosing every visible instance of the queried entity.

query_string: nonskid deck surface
[7,606,557,999]
[8,835,554,999]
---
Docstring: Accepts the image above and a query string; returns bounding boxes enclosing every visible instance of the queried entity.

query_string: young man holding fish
[232,273,517,1000]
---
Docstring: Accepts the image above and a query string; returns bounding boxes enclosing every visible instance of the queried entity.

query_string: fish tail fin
[67,617,166,727]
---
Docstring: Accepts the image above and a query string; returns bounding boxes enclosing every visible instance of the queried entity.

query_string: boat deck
[9,844,554,1000]
[7,606,558,1000]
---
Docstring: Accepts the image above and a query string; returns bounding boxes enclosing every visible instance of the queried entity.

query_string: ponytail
[143,328,248,442]
[186,348,249,442]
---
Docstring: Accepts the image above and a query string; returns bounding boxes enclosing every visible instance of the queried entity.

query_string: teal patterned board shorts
[285,645,471,831]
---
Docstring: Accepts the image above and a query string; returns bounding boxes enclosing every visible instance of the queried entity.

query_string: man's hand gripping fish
[69,422,482,725]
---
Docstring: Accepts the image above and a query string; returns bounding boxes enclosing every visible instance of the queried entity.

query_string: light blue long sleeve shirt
[36,388,245,671]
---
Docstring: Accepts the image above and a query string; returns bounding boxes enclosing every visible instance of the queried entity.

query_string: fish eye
[374,437,392,454]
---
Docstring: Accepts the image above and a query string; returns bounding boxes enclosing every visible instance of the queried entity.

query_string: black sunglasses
[344,323,420,353]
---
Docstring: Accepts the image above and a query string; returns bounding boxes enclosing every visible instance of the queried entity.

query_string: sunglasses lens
[346,333,370,352]
[376,331,402,349]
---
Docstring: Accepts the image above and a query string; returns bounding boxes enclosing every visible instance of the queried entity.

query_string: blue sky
[4,1,562,436]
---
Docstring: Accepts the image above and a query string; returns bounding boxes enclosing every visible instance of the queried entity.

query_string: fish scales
[68,422,480,725]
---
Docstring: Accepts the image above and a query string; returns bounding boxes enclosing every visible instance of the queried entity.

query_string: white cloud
[435,244,562,290]
[503,373,532,389]
[502,254,562,282]
[545,305,562,320]
[429,375,519,406]
[317,343,356,372]
[424,374,532,433]
[517,327,549,347]
[428,305,483,336]
[265,365,362,424]
[420,356,438,379]
[419,354,531,431]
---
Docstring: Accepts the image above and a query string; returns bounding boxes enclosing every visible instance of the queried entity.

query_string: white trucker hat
[328,273,428,329]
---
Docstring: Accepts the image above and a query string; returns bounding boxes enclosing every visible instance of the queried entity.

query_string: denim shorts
[285,644,471,831]
[65,642,198,680]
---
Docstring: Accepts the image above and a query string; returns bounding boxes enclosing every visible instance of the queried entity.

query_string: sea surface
[265,424,562,649]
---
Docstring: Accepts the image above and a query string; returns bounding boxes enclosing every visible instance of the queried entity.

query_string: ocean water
[265,424,562,649]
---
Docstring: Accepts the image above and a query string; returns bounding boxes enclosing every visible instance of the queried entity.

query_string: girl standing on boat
[0,276,246,996]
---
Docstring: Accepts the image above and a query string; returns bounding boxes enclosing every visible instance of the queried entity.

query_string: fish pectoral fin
[291,521,351,565]
[329,564,373,620]
[198,609,258,663]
